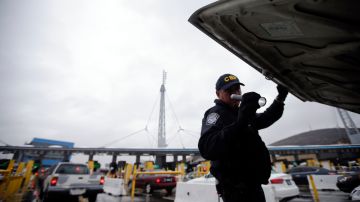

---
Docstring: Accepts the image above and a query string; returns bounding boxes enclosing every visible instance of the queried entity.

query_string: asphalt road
[25,187,354,202]
[94,190,354,202]
[288,190,353,202]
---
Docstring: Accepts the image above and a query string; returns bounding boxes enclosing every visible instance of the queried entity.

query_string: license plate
[70,188,86,195]
[164,178,172,182]
[286,180,292,185]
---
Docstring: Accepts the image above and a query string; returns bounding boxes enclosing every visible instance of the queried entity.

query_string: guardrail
[0,160,34,202]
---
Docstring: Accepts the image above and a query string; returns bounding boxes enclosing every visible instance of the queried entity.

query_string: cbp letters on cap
[224,75,237,82]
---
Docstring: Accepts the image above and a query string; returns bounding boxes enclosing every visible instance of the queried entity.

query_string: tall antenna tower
[337,108,360,144]
[155,71,167,167]
[158,71,167,148]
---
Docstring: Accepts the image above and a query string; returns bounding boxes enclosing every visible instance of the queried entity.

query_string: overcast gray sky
[1,0,359,151]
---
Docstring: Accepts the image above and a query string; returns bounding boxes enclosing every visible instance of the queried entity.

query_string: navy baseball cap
[216,73,244,90]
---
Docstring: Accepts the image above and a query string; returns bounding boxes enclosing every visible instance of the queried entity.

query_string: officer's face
[217,84,241,107]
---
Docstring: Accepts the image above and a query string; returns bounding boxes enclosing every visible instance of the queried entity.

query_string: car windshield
[55,164,89,174]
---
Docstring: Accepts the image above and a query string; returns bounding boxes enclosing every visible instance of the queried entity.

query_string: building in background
[21,138,74,167]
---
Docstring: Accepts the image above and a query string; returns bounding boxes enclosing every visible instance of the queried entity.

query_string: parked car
[40,162,104,202]
[350,185,360,200]
[286,166,336,185]
[129,170,176,195]
[269,171,299,201]
[337,166,360,175]
[336,172,360,193]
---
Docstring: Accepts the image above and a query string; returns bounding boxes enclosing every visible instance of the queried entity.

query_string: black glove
[276,84,288,102]
[239,92,261,110]
[237,92,261,123]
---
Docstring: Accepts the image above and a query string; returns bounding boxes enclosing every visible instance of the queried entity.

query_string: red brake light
[155,178,161,183]
[100,176,105,185]
[50,177,58,186]
[270,178,284,184]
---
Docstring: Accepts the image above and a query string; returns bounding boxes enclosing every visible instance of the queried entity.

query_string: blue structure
[29,138,74,148]
[23,138,75,167]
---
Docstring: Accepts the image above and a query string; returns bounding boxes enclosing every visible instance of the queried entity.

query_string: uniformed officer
[198,73,288,202]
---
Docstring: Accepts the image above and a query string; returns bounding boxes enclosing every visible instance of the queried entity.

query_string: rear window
[304,167,317,172]
[55,164,89,174]
[288,167,302,173]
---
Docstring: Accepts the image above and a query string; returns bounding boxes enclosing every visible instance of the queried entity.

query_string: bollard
[309,175,320,202]
[21,160,34,193]
[7,160,15,172]
[131,165,137,199]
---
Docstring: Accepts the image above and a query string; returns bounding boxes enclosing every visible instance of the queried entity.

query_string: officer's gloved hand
[276,84,288,102]
[237,92,261,125]
[239,92,261,112]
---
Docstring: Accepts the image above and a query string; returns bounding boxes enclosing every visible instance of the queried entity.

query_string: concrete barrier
[103,178,126,196]
[307,175,340,191]
[175,181,220,202]
[175,178,277,202]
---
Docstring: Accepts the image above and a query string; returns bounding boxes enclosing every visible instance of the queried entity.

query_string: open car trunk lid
[189,0,360,113]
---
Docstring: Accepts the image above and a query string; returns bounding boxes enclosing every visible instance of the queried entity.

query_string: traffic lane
[96,192,172,202]
[95,191,353,202]
[289,190,352,202]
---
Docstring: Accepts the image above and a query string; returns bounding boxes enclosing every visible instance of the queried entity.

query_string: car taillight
[155,178,161,183]
[270,178,284,184]
[100,176,105,185]
[50,177,58,186]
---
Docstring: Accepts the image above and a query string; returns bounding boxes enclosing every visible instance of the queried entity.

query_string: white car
[269,171,299,201]
[350,185,360,201]
[40,162,104,202]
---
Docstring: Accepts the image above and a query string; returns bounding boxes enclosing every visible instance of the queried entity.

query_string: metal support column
[12,151,24,163]
[337,108,360,144]
[294,154,300,163]
[271,154,277,162]
[88,153,94,161]
[135,155,141,166]
[182,155,187,163]
[112,154,117,163]
[63,151,70,162]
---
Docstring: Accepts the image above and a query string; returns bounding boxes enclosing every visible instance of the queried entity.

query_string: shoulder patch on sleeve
[206,112,220,125]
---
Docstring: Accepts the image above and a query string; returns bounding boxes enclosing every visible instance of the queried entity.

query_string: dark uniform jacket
[199,99,284,187]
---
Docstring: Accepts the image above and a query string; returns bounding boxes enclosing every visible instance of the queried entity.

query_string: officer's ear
[216,90,220,98]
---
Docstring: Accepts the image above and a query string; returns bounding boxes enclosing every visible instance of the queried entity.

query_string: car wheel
[166,188,173,196]
[41,190,50,202]
[87,194,97,202]
[145,184,152,194]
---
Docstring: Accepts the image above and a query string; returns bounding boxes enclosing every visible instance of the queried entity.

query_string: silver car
[41,162,104,202]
